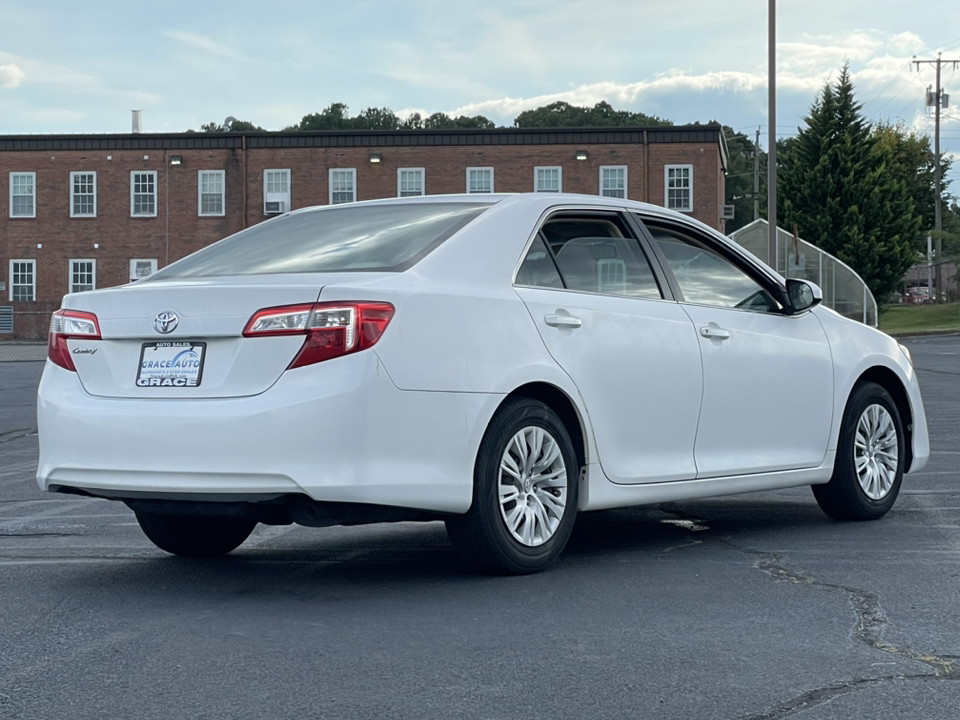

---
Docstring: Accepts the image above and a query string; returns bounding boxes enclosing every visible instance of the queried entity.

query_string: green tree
[295,103,354,130]
[778,65,920,303]
[191,119,264,132]
[722,127,765,233]
[512,101,670,128]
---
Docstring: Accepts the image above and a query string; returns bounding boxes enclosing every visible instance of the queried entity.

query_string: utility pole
[913,53,959,302]
[767,0,777,269]
[754,127,761,222]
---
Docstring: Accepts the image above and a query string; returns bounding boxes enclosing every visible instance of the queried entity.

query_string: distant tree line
[189,100,669,134]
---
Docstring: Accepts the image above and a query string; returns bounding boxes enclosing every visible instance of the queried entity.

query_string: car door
[637,216,835,479]
[514,210,703,484]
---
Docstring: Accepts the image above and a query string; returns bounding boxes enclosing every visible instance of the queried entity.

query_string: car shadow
[49,495,841,603]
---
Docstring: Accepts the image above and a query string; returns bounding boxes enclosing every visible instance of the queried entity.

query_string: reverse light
[243,301,395,368]
[48,309,101,371]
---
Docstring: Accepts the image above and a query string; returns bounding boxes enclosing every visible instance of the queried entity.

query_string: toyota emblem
[153,310,179,334]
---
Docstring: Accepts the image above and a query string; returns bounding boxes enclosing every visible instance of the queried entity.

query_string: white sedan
[37,194,929,573]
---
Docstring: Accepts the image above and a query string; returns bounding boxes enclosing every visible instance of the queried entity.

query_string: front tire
[446,398,579,575]
[813,382,905,521]
[135,512,256,557]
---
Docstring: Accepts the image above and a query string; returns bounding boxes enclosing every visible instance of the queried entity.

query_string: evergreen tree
[779,65,920,303]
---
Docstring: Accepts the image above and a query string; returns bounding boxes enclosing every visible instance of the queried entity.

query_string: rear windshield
[147,202,489,279]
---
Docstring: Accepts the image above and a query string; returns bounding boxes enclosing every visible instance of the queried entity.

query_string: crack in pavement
[654,505,959,718]
[738,673,957,720]
[0,428,36,444]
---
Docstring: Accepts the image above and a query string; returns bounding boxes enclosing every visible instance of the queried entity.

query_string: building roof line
[0,124,725,152]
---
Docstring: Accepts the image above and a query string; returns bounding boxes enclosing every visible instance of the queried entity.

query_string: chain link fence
[729,219,878,327]
[0,306,52,361]
[0,342,46,362]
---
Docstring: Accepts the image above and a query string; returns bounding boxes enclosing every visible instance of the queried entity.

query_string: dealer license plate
[136,341,206,388]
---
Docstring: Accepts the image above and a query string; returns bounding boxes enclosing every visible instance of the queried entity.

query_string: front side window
[147,202,490,279]
[665,165,693,212]
[198,170,225,216]
[69,259,96,293]
[398,168,425,197]
[70,172,97,217]
[647,222,780,312]
[600,166,626,199]
[466,167,494,193]
[131,171,157,217]
[10,172,36,218]
[535,166,562,193]
[10,260,36,301]
[518,214,661,300]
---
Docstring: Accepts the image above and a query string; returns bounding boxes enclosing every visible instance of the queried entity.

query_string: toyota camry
[37,194,930,573]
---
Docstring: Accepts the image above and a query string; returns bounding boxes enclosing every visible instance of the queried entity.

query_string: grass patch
[879,302,960,335]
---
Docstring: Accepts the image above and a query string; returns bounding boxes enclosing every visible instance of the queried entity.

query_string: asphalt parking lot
[1,336,958,719]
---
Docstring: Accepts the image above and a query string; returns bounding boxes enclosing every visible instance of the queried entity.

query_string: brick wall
[1,130,726,338]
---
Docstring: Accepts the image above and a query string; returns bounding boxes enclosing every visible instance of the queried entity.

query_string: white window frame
[599,166,628,199]
[69,171,97,218]
[397,167,425,197]
[466,167,494,194]
[9,259,36,301]
[130,171,158,217]
[9,172,36,218]
[129,258,158,282]
[664,164,694,212]
[263,168,291,214]
[534,166,562,193]
[198,170,226,217]
[69,259,97,294]
[329,168,357,205]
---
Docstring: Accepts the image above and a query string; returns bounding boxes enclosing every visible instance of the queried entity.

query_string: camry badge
[153,310,179,334]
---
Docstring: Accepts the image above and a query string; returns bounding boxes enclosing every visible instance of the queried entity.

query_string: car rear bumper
[37,352,495,514]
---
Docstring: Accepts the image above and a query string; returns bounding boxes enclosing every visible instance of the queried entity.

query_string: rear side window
[148,203,489,279]
[517,214,662,300]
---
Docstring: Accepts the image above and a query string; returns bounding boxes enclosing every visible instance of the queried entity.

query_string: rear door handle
[544,314,582,329]
[700,326,730,340]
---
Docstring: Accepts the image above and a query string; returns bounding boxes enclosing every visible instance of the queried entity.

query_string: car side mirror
[785,279,822,314]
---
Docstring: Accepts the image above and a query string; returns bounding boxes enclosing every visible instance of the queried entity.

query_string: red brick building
[1,125,728,338]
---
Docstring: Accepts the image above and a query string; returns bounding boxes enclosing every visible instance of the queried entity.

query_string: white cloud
[163,31,242,61]
[0,63,25,89]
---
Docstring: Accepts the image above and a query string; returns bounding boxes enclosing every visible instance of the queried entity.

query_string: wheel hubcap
[855,404,899,500]
[498,426,568,547]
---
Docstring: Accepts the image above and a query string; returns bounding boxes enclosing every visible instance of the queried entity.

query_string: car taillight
[243,302,395,369]
[48,309,101,371]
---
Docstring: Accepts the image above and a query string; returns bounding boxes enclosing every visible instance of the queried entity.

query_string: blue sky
[1,0,959,187]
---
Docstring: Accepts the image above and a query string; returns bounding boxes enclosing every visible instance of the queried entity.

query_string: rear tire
[813,382,905,521]
[135,511,256,557]
[445,398,579,575]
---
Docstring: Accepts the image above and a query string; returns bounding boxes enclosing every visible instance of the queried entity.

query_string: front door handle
[700,326,730,340]
[545,314,582,329]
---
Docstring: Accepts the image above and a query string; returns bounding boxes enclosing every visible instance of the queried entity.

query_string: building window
[70,172,97,217]
[535,166,562,193]
[198,170,225,216]
[69,259,96,293]
[264,169,291,214]
[330,168,356,204]
[397,168,425,197]
[130,171,157,217]
[10,172,36,218]
[665,165,693,212]
[129,258,158,282]
[600,166,627,199]
[9,260,36,301]
[466,167,494,193]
